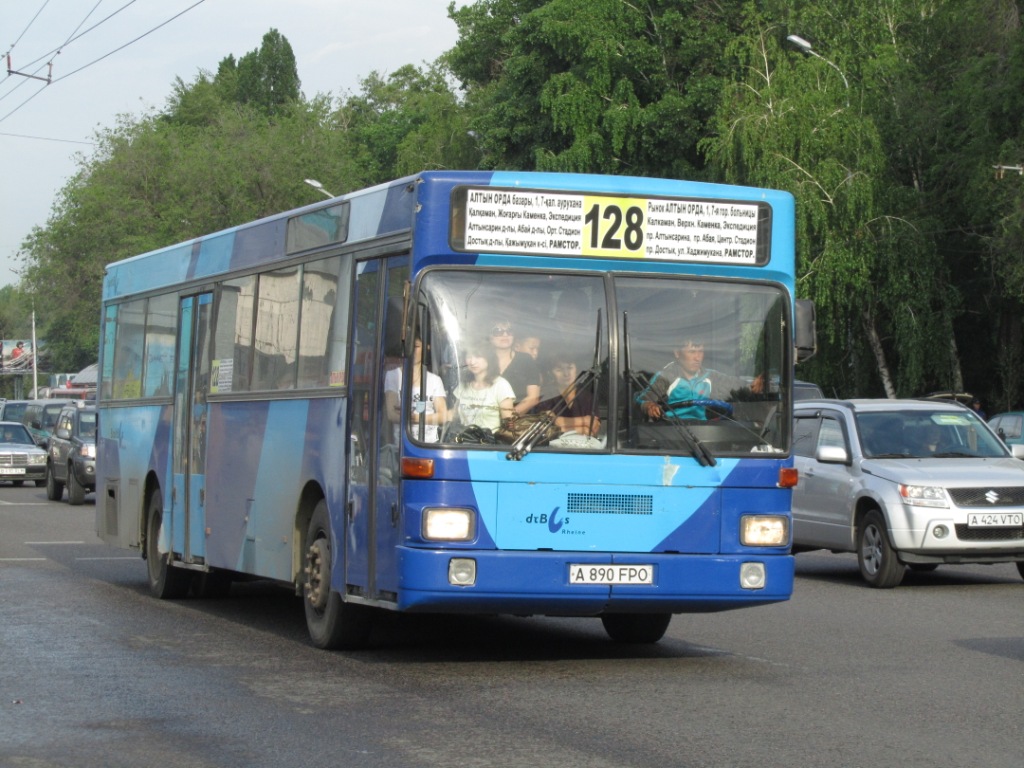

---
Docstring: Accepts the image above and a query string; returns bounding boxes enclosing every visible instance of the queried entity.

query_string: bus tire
[303,500,373,650]
[46,466,64,500]
[601,613,672,644]
[67,466,85,506]
[145,492,192,599]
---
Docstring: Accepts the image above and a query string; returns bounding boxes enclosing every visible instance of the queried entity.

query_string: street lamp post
[304,178,335,199]
[786,34,850,105]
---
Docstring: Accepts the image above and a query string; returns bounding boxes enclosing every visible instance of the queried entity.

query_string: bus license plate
[569,565,654,585]
[0,467,25,475]
[967,512,1023,528]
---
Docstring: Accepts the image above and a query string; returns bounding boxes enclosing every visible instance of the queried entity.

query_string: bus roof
[103,171,795,302]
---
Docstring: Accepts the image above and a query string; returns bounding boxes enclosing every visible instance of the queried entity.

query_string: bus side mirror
[795,299,817,363]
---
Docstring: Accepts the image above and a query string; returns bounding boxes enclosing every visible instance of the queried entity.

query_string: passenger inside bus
[384,338,447,443]
[450,341,514,432]
[488,318,541,415]
[531,351,601,437]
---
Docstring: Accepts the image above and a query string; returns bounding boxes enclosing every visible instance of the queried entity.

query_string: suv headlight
[80,444,96,458]
[740,514,789,546]
[28,453,47,465]
[899,484,949,508]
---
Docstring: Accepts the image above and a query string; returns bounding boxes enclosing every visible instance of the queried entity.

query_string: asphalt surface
[2,484,1022,768]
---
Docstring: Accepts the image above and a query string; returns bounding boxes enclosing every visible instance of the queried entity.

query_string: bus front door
[348,256,408,600]
[172,292,212,566]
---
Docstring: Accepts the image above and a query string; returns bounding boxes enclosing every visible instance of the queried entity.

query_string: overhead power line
[0,0,207,124]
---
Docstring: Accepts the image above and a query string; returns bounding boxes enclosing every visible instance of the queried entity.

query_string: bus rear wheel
[601,613,672,644]
[303,500,372,650]
[145,492,192,599]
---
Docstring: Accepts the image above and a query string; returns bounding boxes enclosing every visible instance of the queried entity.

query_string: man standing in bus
[637,337,762,421]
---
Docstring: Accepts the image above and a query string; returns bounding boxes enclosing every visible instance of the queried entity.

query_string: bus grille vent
[566,493,653,516]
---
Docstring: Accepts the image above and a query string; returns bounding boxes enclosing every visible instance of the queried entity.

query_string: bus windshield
[416,269,790,457]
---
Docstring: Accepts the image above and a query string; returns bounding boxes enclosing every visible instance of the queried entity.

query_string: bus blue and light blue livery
[96,170,811,648]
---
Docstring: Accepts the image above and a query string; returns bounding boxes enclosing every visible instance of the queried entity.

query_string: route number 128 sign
[456,187,768,265]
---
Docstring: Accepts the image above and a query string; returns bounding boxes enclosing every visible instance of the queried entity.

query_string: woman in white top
[384,339,447,443]
[452,342,514,432]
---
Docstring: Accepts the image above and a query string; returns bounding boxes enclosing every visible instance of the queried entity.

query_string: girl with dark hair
[452,341,514,431]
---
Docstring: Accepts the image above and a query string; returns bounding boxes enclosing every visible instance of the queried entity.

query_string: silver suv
[792,399,1024,587]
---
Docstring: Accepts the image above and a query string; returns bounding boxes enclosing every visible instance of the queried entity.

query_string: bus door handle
[390,502,399,527]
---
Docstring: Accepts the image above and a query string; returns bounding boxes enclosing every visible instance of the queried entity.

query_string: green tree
[335,63,477,183]
[446,0,746,177]
[235,29,301,115]
[703,1,961,399]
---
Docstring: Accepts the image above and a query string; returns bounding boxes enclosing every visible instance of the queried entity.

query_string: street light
[304,178,335,199]
[786,34,850,105]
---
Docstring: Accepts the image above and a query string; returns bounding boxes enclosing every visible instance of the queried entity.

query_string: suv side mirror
[56,427,71,439]
[1011,444,1024,461]
[816,444,849,464]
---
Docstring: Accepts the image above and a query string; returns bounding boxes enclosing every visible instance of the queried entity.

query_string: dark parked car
[21,399,75,447]
[0,399,32,423]
[46,404,97,505]
[792,398,1024,587]
[0,420,48,487]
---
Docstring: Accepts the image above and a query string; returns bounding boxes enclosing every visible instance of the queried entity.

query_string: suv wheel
[857,510,905,588]
[46,464,64,501]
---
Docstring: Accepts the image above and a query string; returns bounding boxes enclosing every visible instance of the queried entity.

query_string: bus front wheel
[303,500,372,650]
[145,493,192,599]
[601,613,672,644]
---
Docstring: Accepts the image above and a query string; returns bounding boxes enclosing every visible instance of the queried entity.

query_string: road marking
[0,558,47,562]
[24,541,87,545]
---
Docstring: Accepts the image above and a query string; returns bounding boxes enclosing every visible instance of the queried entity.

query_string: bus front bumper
[395,547,794,615]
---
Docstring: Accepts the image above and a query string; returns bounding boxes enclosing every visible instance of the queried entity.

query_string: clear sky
[0,0,465,287]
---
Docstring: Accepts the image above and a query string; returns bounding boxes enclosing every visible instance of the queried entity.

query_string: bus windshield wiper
[624,312,715,467]
[507,310,603,461]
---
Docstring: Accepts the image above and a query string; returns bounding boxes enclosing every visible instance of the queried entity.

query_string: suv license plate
[569,565,654,585]
[0,468,26,475]
[967,512,1024,528]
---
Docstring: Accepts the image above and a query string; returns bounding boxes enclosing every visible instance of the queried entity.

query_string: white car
[792,399,1024,587]
[0,420,48,487]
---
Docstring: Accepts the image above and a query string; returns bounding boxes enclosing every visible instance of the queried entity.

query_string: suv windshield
[856,409,1006,458]
[412,269,791,457]
[79,411,97,439]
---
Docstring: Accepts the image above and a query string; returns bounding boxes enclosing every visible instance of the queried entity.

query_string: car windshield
[413,269,791,457]
[42,406,64,430]
[856,409,1006,458]
[0,424,33,445]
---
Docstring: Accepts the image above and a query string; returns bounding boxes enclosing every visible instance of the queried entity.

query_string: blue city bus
[96,171,812,648]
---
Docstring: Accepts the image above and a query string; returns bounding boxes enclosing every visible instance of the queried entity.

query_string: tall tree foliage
[447,0,746,177]
[702,0,966,399]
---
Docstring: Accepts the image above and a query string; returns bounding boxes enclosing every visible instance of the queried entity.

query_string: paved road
[1,484,1022,768]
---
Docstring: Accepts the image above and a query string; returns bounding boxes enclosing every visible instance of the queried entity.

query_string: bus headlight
[740,515,789,546]
[422,508,475,541]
